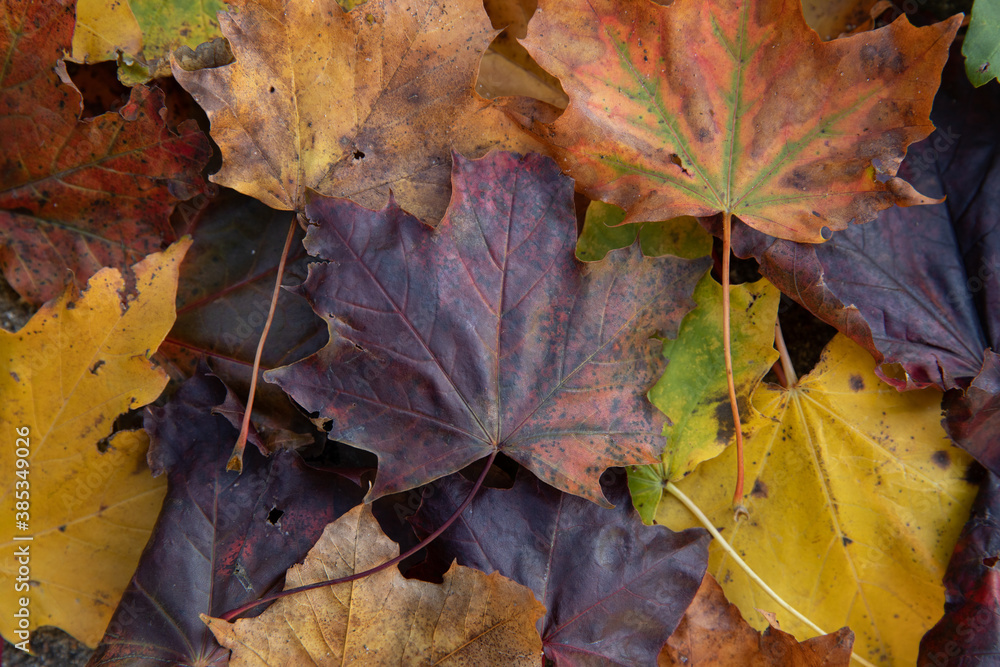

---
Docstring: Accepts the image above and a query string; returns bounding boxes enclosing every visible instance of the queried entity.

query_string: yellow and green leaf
[629,272,779,521]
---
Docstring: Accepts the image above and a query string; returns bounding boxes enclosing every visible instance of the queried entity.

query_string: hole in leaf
[820,226,833,240]
[63,61,129,118]
[267,508,284,524]
[269,86,275,93]
[353,149,366,160]
[985,556,999,568]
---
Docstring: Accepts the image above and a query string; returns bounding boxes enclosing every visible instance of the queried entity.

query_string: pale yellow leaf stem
[664,481,877,667]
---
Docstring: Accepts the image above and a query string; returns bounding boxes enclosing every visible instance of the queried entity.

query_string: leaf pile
[1,0,996,663]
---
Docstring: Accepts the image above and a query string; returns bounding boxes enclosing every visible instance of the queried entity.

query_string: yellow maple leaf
[204,504,546,665]
[0,240,190,647]
[655,334,976,665]
[172,0,544,222]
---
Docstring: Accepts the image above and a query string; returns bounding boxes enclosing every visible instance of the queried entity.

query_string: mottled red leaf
[88,369,363,666]
[409,468,710,665]
[918,468,1000,667]
[155,189,327,446]
[0,0,210,304]
[267,151,710,505]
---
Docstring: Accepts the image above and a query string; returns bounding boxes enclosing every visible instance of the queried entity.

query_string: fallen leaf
[919,466,1000,667]
[963,0,1000,87]
[0,0,211,304]
[575,200,712,262]
[172,0,542,222]
[660,574,854,666]
[70,0,143,64]
[408,468,710,665]
[267,151,710,505]
[629,272,780,521]
[703,52,999,393]
[89,369,364,665]
[519,0,959,242]
[0,240,189,647]
[203,504,546,665]
[655,334,977,665]
[155,189,327,445]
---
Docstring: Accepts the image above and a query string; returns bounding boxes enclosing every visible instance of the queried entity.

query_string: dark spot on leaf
[269,86,275,93]
[96,437,110,453]
[10,371,19,382]
[58,525,66,532]
[751,479,767,498]
[849,374,864,391]
[931,450,950,469]
[859,43,905,77]
[714,399,735,444]
[90,360,105,375]
[842,536,853,546]
[267,508,284,524]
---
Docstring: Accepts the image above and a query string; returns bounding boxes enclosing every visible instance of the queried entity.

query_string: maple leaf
[0,0,210,305]
[919,468,1000,666]
[203,504,546,665]
[267,151,710,504]
[656,334,977,664]
[630,272,780,519]
[155,189,327,445]
[0,240,189,647]
[519,0,959,243]
[662,574,854,666]
[172,0,544,222]
[575,200,712,262]
[89,369,364,665]
[409,468,709,665]
[711,53,1000,393]
[698,53,1000,482]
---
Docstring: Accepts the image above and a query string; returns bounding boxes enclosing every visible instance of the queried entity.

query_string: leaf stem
[721,212,745,508]
[774,317,798,387]
[664,482,876,667]
[228,214,299,472]
[219,450,500,622]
